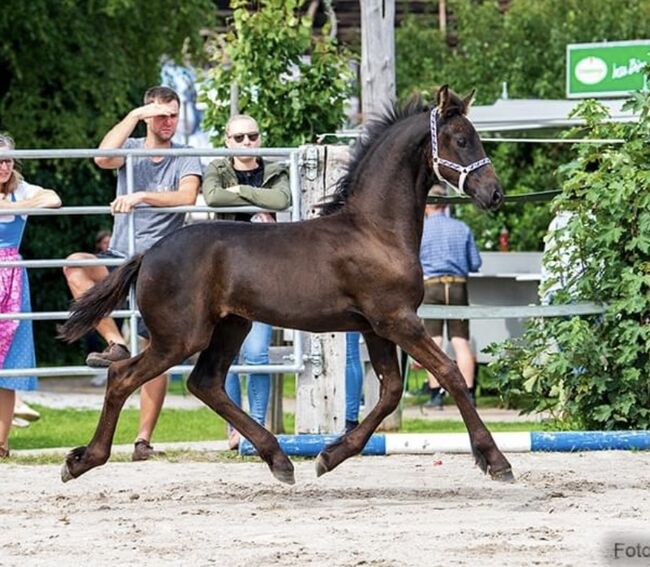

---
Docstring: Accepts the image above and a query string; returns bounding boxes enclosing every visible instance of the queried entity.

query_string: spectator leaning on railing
[62,85,202,462]
[201,114,290,449]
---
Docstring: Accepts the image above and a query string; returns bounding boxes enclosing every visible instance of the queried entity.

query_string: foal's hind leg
[186,315,295,485]
[379,310,514,481]
[61,346,185,482]
[316,332,403,476]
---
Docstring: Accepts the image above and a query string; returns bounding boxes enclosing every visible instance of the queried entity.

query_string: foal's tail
[58,254,144,343]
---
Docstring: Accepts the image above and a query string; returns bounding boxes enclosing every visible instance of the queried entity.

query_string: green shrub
[395,0,650,251]
[200,0,353,147]
[487,90,650,430]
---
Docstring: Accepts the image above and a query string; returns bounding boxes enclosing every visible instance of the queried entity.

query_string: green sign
[566,40,650,98]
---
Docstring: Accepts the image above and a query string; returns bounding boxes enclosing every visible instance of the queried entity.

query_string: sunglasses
[228,132,260,143]
[0,158,14,168]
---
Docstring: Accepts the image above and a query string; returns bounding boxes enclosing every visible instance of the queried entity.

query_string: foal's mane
[319,90,467,217]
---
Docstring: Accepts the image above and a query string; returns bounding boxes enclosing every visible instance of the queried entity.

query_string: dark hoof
[315,453,329,477]
[60,462,75,483]
[490,467,516,483]
[272,467,296,485]
[61,445,87,482]
[269,453,295,485]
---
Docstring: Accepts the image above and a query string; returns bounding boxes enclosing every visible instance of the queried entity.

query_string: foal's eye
[456,137,467,148]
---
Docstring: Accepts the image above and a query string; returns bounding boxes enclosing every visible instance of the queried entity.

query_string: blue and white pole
[240,431,650,456]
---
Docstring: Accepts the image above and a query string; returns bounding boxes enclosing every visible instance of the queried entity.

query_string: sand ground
[1,451,649,566]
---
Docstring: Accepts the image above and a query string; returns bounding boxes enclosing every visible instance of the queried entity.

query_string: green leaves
[0,0,214,364]
[200,0,353,148]
[395,0,650,251]
[489,75,650,430]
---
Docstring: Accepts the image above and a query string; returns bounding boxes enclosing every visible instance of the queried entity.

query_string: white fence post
[295,144,349,433]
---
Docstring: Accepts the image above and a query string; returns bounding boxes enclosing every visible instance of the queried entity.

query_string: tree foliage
[200,0,354,147]
[487,89,650,430]
[0,0,213,364]
[395,0,650,251]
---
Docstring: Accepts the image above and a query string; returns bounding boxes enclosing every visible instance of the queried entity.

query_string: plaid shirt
[419,211,482,278]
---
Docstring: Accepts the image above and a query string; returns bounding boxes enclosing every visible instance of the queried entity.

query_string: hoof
[315,453,329,478]
[60,462,75,483]
[269,452,295,485]
[61,445,93,481]
[490,467,516,483]
[272,467,296,485]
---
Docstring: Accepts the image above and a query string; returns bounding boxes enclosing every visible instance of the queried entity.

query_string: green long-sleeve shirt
[202,157,291,210]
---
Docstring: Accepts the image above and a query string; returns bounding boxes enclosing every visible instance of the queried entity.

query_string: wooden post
[438,0,447,33]
[360,0,401,431]
[360,0,396,119]
[295,145,350,433]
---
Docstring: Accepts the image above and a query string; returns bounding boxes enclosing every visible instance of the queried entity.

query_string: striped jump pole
[240,431,650,456]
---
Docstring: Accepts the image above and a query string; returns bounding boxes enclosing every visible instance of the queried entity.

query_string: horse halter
[430,108,491,196]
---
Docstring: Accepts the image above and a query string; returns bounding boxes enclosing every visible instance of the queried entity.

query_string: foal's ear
[436,85,450,112]
[462,90,476,114]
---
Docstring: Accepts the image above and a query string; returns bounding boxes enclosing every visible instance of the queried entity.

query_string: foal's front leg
[316,332,402,476]
[61,349,180,482]
[186,316,295,485]
[384,310,514,481]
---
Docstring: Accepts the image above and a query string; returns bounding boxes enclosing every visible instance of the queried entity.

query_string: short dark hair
[143,86,180,105]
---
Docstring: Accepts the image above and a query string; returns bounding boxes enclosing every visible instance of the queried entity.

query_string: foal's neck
[347,117,431,248]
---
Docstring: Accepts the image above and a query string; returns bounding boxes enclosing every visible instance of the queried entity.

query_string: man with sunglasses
[202,115,290,220]
[202,114,290,448]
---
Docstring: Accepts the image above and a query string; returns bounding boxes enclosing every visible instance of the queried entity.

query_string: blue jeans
[225,321,273,426]
[346,332,363,422]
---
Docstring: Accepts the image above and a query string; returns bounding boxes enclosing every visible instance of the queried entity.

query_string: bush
[487,90,650,430]
[395,0,650,251]
[200,0,353,148]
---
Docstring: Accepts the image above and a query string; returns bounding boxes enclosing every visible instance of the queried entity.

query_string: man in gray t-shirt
[110,137,201,255]
[63,86,202,462]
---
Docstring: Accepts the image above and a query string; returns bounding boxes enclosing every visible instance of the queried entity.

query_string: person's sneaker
[86,342,130,368]
[11,417,31,428]
[14,401,40,422]
[132,439,165,462]
[423,391,446,410]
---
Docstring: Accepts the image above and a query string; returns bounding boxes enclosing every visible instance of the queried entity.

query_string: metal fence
[0,146,305,377]
[0,145,609,379]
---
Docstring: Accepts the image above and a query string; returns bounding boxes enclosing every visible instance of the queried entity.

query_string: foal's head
[433,86,503,210]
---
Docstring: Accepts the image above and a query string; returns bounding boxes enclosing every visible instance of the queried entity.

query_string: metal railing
[417,303,606,319]
[0,147,305,377]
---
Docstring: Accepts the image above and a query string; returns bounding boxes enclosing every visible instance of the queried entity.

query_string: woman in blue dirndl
[0,133,61,457]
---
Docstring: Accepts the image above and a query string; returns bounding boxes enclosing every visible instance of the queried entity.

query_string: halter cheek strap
[430,108,491,196]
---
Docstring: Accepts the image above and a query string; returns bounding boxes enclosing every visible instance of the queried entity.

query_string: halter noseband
[430,107,491,196]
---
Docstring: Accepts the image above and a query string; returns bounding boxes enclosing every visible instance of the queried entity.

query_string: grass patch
[9,405,300,451]
[9,405,227,451]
